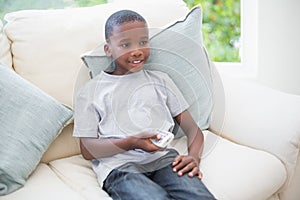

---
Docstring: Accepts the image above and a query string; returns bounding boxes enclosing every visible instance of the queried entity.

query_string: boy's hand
[172,155,203,179]
[130,132,162,152]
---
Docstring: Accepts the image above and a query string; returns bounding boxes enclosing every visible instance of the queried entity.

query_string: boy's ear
[104,44,112,57]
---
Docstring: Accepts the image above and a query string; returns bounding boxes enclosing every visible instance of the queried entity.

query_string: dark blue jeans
[103,149,216,200]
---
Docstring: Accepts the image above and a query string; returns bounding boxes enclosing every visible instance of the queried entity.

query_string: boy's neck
[111,68,144,76]
[107,69,144,76]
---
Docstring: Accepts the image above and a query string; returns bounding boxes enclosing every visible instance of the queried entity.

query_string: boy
[73,10,215,200]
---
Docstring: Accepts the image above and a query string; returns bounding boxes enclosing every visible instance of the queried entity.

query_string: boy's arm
[172,110,204,179]
[79,133,161,160]
[80,137,133,160]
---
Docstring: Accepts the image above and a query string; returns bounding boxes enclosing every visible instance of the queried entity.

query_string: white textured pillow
[3,0,189,108]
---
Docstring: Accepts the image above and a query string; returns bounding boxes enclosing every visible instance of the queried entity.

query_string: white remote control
[151,130,174,148]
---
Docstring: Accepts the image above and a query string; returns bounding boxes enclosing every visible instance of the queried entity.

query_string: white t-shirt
[73,69,189,185]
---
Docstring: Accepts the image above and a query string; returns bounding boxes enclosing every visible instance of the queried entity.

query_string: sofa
[0,0,300,199]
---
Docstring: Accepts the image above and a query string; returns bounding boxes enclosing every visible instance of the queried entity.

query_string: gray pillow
[81,6,213,137]
[0,64,73,195]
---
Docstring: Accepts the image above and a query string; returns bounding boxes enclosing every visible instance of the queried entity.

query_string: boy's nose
[131,49,143,57]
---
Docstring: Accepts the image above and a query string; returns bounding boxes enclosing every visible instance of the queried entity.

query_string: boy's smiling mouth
[131,60,142,64]
[128,59,144,66]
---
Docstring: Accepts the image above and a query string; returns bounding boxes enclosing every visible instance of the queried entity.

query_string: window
[185,0,258,76]
[216,0,257,76]
[184,0,241,62]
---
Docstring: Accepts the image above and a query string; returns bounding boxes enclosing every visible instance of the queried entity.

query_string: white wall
[257,0,300,95]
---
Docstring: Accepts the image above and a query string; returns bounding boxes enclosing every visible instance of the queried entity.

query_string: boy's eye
[121,43,130,48]
[140,40,148,46]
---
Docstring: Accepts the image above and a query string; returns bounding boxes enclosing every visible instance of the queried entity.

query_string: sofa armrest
[279,152,300,199]
[210,71,300,188]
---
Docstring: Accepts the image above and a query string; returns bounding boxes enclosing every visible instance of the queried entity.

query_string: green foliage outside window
[0,0,240,62]
[184,0,241,62]
[0,0,107,19]
[72,0,106,7]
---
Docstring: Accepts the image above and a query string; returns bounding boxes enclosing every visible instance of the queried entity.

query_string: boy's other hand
[172,155,203,179]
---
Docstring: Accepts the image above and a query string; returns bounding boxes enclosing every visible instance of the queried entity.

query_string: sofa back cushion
[40,123,81,163]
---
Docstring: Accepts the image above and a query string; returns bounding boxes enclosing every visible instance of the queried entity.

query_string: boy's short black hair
[105,10,147,42]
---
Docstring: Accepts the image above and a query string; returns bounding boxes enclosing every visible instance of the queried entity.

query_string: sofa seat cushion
[0,164,84,200]
[200,131,286,200]
[49,155,111,200]
[49,131,286,200]
[172,131,286,199]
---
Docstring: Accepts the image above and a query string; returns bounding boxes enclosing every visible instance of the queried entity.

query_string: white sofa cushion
[215,74,300,187]
[49,130,286,200]
[0,20,12,68]
[49,155,111,200]
[3,0,189,108]
[201,131,286,200]
[0,164,84,200]
[40,123,81,163]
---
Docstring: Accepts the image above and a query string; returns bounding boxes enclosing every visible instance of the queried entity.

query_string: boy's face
[104,21,150,75]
